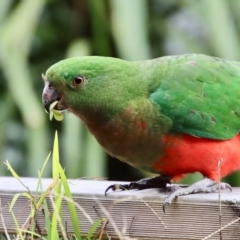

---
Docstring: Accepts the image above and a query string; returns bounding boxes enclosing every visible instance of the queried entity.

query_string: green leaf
[43,198,52,240]
[86,219,104,240]
[30,206,35,218]
[36,178,58,209]
[53,131,60,179]
[36,152,51,194]
[4,160,20,180]
[9,206,24,240]
[51,194,63,240]
[58,163,81,240]
[9,193,22,212]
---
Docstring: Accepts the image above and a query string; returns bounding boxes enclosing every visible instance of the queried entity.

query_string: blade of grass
[52,131,64,232]
[37,154,53,239]
[9,193,23,212]
[36,152,51,194]
[53,132,62,198]
[5,160,20,180]
[5,160,33,194]
[53,131,60,180]
[50,193,65,240]
[9,206,25,240]
[55,130,81,239]
[37,172,53,240]
[36,178,58,209]
[86,219,104,240]
[19,229,46,239]
[58,162,81,240]
[43,198,52,240]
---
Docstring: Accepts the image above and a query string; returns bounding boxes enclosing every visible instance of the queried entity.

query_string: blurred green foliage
[1,0,240,185]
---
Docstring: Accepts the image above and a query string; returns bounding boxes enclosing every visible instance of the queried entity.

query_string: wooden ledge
[0,177,239,239]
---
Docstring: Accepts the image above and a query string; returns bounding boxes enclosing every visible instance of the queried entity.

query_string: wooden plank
[0,177,239,239]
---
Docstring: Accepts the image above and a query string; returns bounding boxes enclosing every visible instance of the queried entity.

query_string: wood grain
[0,177,239,239]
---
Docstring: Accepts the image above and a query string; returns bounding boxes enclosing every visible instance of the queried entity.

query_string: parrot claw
[105,175,172,196]
[105,184,130,195]
[162,178,232,213]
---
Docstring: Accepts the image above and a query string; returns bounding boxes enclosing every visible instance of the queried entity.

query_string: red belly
[153,134,240,181]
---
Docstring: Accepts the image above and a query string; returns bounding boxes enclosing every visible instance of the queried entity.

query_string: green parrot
[42,54,240,211]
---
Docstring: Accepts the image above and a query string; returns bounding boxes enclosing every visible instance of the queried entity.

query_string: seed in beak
[49,101,64,121]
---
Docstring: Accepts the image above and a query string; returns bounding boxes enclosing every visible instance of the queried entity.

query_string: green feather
[43,54,240,172]
[149,54,240,139]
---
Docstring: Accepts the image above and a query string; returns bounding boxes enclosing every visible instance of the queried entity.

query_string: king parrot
[42,54,240,211]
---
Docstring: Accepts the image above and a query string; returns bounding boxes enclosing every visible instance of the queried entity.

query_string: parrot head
[42,56,145,120]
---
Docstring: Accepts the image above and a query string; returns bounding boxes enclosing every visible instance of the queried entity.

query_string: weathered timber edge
[0,177,239,240]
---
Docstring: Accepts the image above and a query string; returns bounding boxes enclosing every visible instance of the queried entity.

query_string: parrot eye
[72,75,85,87]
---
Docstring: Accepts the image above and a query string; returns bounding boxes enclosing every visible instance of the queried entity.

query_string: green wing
[149,54,240,140]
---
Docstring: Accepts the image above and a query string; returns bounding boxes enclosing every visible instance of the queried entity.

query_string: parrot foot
[163,178,232,213]
[105,175,171,195]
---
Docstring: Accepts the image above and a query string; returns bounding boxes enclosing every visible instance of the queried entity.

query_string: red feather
[154,134,240,181]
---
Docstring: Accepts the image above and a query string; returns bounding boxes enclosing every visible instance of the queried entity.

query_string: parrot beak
[42,74,62,113]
